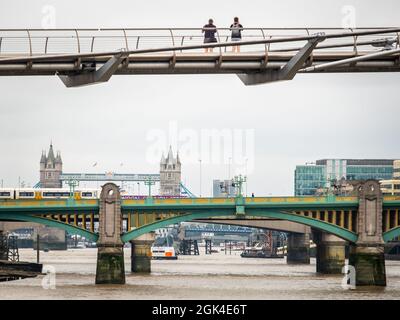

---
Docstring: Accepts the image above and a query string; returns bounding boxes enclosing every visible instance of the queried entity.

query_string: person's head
[234,17,239,23]
[208,18,214,25]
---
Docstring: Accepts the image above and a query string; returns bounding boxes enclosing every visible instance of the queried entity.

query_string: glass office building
[294,159,395,196]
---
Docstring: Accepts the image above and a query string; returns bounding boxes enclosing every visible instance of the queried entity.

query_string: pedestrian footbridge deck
[0,28,399,85]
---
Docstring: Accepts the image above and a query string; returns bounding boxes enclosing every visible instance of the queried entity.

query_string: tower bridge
[0,27,399,87]
[38,143,186,196]
[0,180,399,286]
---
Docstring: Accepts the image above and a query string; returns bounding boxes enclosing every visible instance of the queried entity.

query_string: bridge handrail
[0,27,398,57]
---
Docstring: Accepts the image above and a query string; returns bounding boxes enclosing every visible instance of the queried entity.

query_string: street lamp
[228,157,232,180]
[144,177,155,197]
[198,159,202,197]
[232,175,247,197]
[245,158,248,197]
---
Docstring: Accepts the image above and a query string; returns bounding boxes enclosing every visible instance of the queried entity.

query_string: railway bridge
[0,180,399,286]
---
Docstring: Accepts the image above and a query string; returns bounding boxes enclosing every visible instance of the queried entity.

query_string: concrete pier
[287,232,310,264]
[131,233,155,273]
[349,244,386,286]
[315,232,346,274]
[0,230,7,260]
[95,183,125,285]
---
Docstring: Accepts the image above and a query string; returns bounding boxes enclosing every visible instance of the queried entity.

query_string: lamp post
[228,157,232,180]
[245,158,248,197]
[65,179,79,198]
[233,175,247,197]
[144,177,155,197]
[198,159,202,197]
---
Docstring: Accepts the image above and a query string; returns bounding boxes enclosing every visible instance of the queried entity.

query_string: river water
[1,248,400,299]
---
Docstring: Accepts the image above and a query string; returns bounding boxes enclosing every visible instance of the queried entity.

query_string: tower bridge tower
[159,147,181,196]
[40,143,63,188]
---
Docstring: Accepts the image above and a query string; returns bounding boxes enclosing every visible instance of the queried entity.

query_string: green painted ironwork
[249,209,358,243]
[0,213,98,242]
[65,179,79,198]
[121,210,233,242]
[144,177,155,197]
[121,209,358,243]
[232,175,247,196]
[383,227,400,242]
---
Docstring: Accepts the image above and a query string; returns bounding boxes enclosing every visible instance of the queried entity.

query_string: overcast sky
[0,0,399,196]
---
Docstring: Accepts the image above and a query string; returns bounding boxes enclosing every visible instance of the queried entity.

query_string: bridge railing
[0,28,398,57]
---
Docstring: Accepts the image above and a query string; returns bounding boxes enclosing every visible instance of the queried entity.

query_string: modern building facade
[39,143,63,188]
[394,160,400,179]
[380,160,400,195]
[295,159,395,196]
[213,179,236,197]
[380,180,400,195]
[159,147,181,196]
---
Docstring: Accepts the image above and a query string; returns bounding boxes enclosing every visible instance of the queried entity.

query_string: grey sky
[0,0,399,196]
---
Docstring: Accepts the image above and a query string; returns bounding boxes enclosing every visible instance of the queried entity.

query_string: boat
[240,242,284,259]
[151,235,178,260]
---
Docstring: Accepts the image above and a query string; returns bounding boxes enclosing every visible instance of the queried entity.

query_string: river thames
[1,248,400,300]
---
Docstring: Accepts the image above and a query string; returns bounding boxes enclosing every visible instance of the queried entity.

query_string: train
[0,188,101,200]
[0,188,188,200]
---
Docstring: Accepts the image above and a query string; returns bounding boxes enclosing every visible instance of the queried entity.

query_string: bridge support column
[95,183,125,285]
[131,233,155,273]
[0,230,7,260]
[315,232,346,274]
[287,232,310,264]
[349,244,386,286]
[349,180,386,286]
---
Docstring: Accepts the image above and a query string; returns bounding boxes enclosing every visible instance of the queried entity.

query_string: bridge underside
[1,52,399,77]
[195,218,311,234]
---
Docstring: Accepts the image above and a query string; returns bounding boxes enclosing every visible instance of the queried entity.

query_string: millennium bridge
[0,27,399,87]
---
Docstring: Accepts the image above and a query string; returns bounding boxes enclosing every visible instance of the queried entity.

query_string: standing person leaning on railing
[202,18,217,53]
[230,17,243,53]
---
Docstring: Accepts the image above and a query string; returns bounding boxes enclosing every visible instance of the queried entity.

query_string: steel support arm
[58,51,128,88]
[237,35,325,85]
[300,48,400,72]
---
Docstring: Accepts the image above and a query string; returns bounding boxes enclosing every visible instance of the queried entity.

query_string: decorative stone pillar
[315,232,346,274]
[349,180,386,286]
[95,183,125,285]
[131,233,155,273]
[287,232,310,264]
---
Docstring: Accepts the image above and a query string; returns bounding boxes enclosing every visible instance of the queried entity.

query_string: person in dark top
[202,19,217,53]
[230,17,243,53]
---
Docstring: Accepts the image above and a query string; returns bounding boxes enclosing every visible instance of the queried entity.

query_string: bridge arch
[383,227,400,242]
[121,210,358,243]
[0,213,98,242]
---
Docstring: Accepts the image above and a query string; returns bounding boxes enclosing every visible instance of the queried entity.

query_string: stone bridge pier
[349,180,386,286]
[286,232,311,264]
[95,183,125,284]
[314,232,346,274]
[130,233,155,273]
